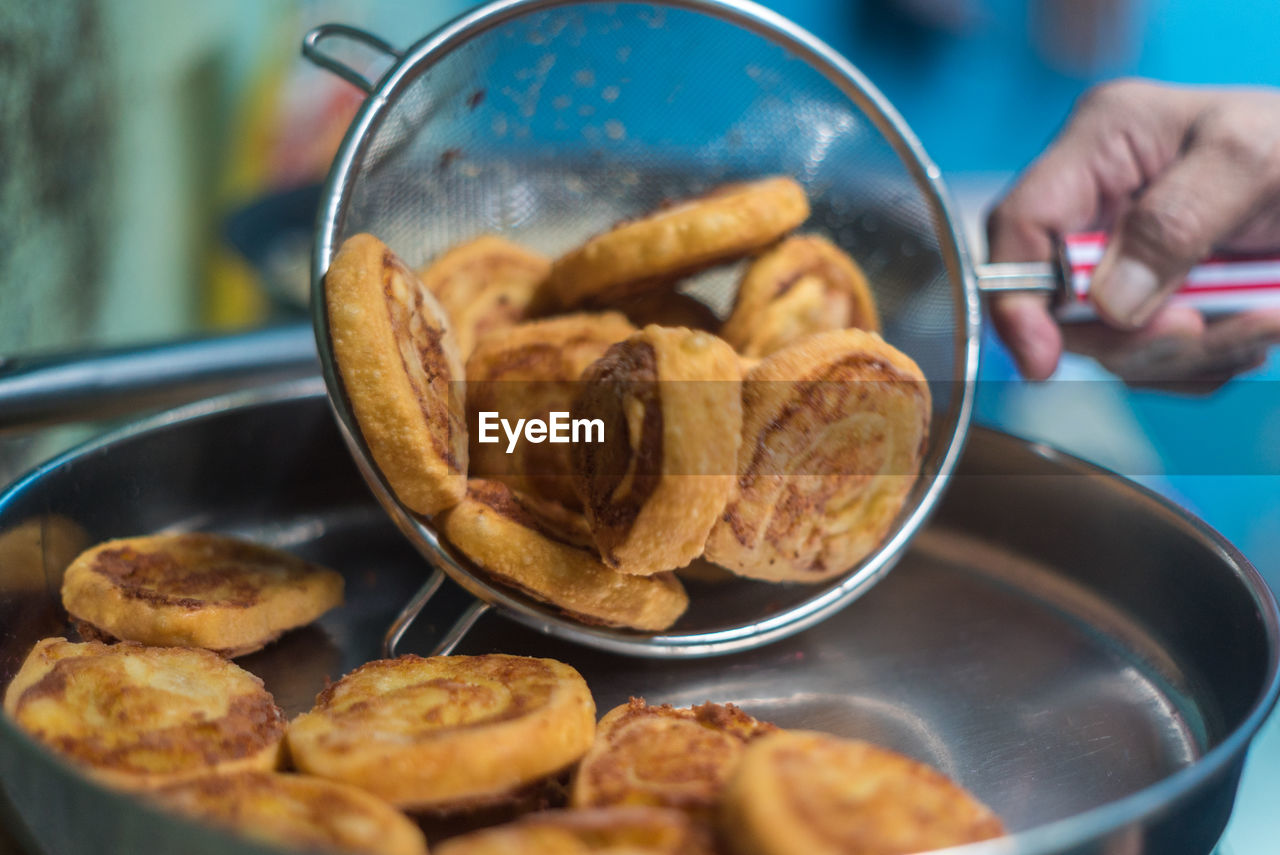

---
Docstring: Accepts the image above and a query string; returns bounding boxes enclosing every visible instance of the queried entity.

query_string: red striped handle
[1060,232,1280,321]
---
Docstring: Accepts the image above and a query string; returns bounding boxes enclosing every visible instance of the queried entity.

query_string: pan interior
[1,388,1271,848]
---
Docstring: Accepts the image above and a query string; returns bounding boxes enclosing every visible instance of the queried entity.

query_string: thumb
[1092,123,1273,328]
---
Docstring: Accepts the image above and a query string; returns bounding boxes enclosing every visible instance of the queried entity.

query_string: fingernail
[1093,256,1161,327]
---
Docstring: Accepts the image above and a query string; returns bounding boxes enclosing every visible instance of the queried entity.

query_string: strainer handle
[302,24,401,95]
[977,232,1280,322]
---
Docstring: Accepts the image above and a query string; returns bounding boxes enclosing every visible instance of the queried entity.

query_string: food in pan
[435,806,714,855]
[547,177,810,307]
[152,771,428,855]
[60,533,343,657]
[3,638,284,789]
[570,325,742,576]
[325,232,468,516]
[720,730,1004,855]
[722,235,879,359]
[286,653,596,813]
[438,480,689,630]
[466,312,637,510]
[705,329,930,583]
[571,699,776,826]
[417,234,553,359]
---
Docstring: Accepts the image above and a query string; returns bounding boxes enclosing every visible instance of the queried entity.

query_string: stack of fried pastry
[323,175,932,632]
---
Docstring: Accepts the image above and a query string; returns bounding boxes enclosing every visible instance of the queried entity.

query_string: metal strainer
[304,0,981,659]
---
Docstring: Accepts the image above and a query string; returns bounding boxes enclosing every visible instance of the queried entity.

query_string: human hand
[986,79,1280,385]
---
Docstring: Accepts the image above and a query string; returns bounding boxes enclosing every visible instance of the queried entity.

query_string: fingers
[1092,103,1280,328]
[988,293,1062,381]
[1063,305,1280,388]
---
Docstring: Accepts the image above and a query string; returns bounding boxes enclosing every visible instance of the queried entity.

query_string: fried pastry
[722,235,879,358]
[418,234,553,358]
[3,638,284,789]
[438,480,689,631]
[720,730,1004,855]
[704,329,930,583]
[152,772,428,855]
[61,533,343,657]
[325,232,467,516]
[571,326,742,576]
[467,312,637,510]
[435,807,714,855]
[549,178,810,306]
[286,654,596,812]
[571,699,776,826]
[606,290,722,334]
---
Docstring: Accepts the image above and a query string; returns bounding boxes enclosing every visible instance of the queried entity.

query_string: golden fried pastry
[153,772,428,855]
[467,312,637,510]
[435,807,714,855]
[571,326,742,576]
[704,329,930,583]
[722,235,879,358]
[572,699,776,826]
[438,480,689,631]
[720,730,1004,855]
[549,178,810,306]
[606,290,722,334]
[418,234,553,358]
[286,654,596,812]
[326,232,467,516]
[61,533,343,657]
[3,638,284,789]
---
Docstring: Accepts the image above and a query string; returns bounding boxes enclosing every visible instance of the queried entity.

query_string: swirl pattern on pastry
[286,653,595,812]
[722,235,879,359]
[466,312,637,510]
[152,772,428,855]
[438,480,689,631]
[605,290,722,334]
[61,533,343,657]
[417,234,553,358]
[326,232,467,516]
[3,638,284,789]
[435,806,715,855]
[548,178,810,307]
[571,698,776,826]
[704,329,930,583]
[571,326,742,576]
[719,730,1004,855]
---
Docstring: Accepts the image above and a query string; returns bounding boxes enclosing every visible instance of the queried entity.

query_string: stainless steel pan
[0,381,1275,854]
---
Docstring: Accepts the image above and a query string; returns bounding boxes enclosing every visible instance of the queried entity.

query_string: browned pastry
[720,730,1004,855]
[417,234,553,358]
[3,638,284,789]
[722,235,879,358]
[704,329,930,583]
[61,533,343,657]
[286,654,596,813]
[549,178,810,306]
[605,290,722,334]
[325,232,467,516]
[438,480,689,631]
[571,698,776,828]
[434,806,715,855]
[152,772,428,855]
[571,326,742,575]
[466,312,637,510]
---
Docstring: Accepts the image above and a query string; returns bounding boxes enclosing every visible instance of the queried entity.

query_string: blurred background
[1,0,1278,848]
